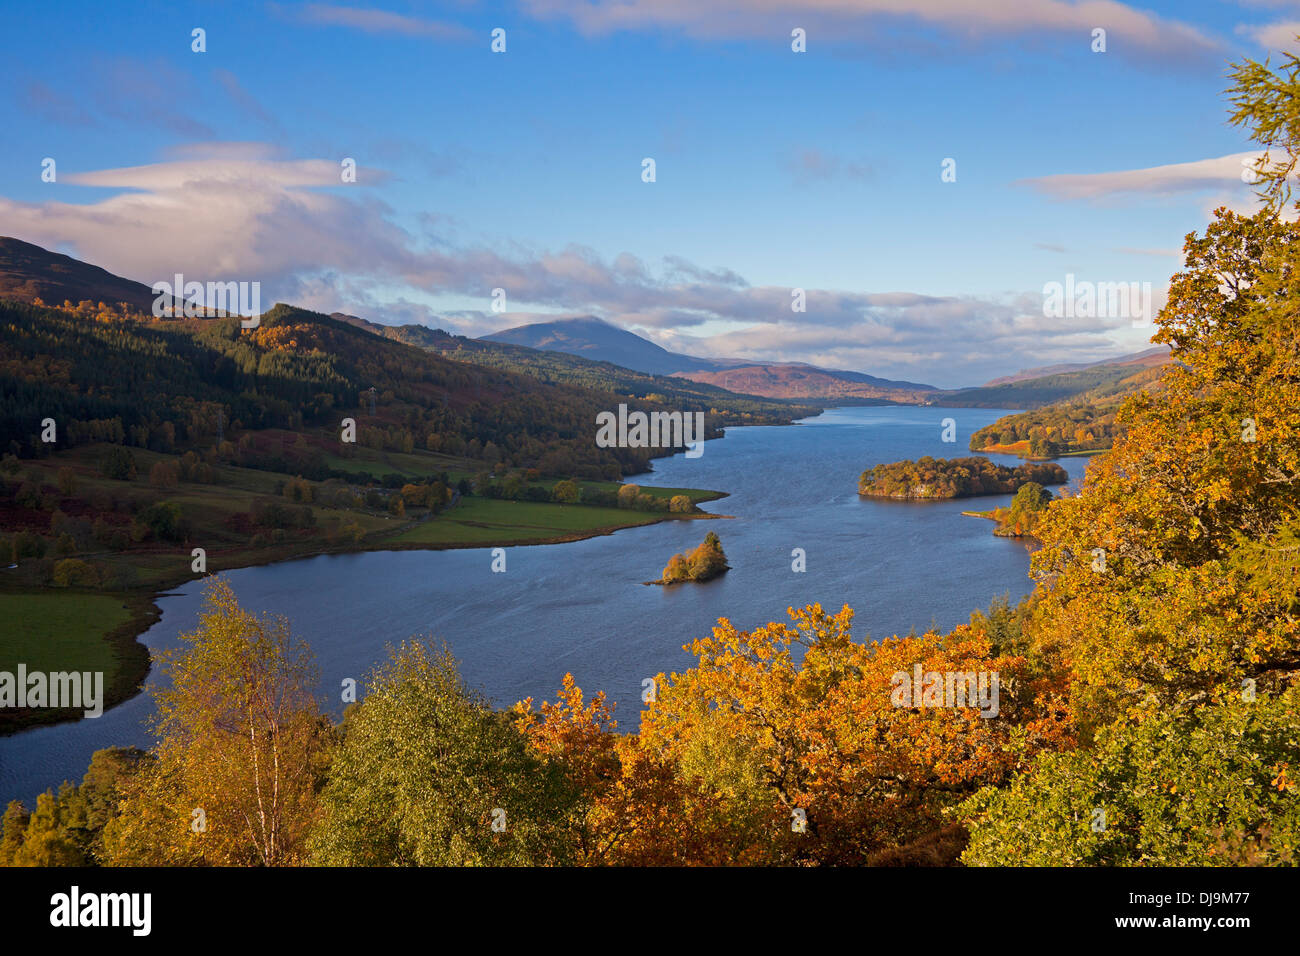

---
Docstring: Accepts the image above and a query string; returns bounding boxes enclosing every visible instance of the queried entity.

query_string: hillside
[483,315,938,401]
[979,346,1169,387]
[0,237,161,313]
[0,298,716,480]
[969,362,1168,458]
[677,363,935,403]
[935,348,1173,408]
[335,314,822,426]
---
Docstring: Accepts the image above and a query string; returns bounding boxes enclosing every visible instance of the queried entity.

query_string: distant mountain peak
[481,315,937,399]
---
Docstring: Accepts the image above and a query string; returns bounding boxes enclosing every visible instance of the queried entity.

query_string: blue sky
[0,1,1294,386]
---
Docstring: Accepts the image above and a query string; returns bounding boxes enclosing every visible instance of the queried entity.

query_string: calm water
[0,406,1091,805]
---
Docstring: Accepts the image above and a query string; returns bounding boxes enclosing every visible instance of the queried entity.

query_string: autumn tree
[102,579,331,866]
[959,57,1300,863]
[638,603,1072,865]
[514,674,781,865]
[551,479,580,504]
[1027,208,1300,724]
[1023,52,1300,721]
[0,801,30,866]
[11,790,83,866]
[661,552,690,583]
[686,531,728,580]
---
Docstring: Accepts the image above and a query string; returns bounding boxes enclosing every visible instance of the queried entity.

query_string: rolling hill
[0,296,724,481]
[334,314,823,426]
[968,360,1170,458]
[979,346,1171,387]
[0,236,1171,415]
[483,316,938,401]
[0,237,161,313]
[935,348,1173,409]
[677,363,936,403]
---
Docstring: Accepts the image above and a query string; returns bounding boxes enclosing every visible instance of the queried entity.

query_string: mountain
[935,348,1174,409]
[0,296,724,480]
[482,316,722,376]
[0,237,1162,412]
[675,363,937,403]
[482,316,938,401]
[0,239,824,480]
[333,313,822,426]
[0,237,160,312]
[0,239,813,455]
[980,346,1171,387]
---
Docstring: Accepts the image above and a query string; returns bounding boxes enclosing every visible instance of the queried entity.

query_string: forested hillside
[335,314,822,426]
[937,352,1171,409]
[0,237,159,313]
[1,299,709,479]
[969,364,1167,457]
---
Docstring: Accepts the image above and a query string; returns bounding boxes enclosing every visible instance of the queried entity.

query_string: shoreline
[0,495,733,737]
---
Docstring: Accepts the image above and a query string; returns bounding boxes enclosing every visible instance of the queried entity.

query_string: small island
[962,481,1054,540]
[858,455,1067,499]
[652,531,730,585]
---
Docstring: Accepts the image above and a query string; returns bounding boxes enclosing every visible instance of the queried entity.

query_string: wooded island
[858,456,1067,499]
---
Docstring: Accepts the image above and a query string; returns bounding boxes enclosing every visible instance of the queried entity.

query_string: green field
[0,591,154,734]
[0,592,130,674]
[388,497,667,545]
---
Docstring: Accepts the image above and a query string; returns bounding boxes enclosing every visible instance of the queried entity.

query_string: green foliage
[967,593,1033,660]
[0,298,693,480]
[102,579,330,866]
[970,365,1168,458]
[99,446,137,480]
[939,361,1164,409]
[309,641,576,865]
[132,500,185,542]
[961,688,1300,865]
[1228,49,1300,211]
[984,481,1055,538]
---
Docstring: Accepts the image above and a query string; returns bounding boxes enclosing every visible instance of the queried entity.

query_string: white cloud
[0,146,1166,387]
[1238,19,1300,50]
[1020,152,1265,200]
[520,0,1221,63]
